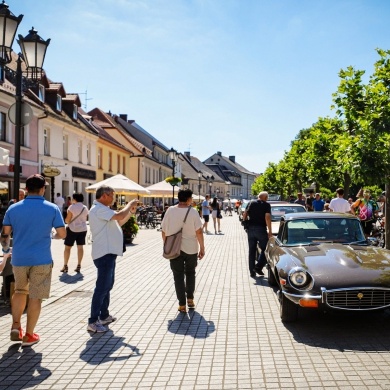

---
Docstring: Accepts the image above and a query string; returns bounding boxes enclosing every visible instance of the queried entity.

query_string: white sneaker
[87,321,108,333]
[99,315,117,325]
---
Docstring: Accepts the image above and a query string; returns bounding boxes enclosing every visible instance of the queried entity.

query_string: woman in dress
[211,197,222,234]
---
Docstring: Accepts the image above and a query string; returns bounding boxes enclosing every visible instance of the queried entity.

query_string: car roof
[282,212,358,221]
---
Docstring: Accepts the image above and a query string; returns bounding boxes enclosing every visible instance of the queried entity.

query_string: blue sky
[9,0,390,173]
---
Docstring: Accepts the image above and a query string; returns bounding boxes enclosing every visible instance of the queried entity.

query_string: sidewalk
[1,215,390,389]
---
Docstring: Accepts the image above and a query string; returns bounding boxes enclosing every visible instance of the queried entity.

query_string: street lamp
[198,171,202,203]
[227,190,230,199]
[0,2,50,199]
[169,148,178,204]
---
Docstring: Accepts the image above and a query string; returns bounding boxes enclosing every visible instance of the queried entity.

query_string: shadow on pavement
[167,310,215,338]
[80,330,141,365]
[59,273,84,284]
[0,344,52,389]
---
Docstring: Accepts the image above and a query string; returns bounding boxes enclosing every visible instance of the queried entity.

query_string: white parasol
[143,180,180,197]
[85,174,149,195]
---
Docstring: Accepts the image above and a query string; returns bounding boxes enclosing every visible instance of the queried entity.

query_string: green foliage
[121,215,139,236]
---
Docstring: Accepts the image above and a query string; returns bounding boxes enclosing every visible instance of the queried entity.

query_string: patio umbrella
[0,181,8,194]
[144,180,180,197]
[85,174,149,195]
[223,198,238,203]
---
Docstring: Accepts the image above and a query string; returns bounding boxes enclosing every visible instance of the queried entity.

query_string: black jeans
[247,226,269,272]
[170,251,198,306]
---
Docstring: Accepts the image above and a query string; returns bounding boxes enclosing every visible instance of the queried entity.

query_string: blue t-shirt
[202,200,210,216]
[3,195,65,266]
[312,199,325,211]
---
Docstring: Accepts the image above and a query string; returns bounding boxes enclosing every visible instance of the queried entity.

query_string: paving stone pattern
[1,215,390,389]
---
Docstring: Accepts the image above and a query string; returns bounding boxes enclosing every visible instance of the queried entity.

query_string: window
[56,95,62,111]
[117,154,120,173]
[87,143,91,165]
[73,104,78,120]
[43,128,50,155]
[98,148,102,169]
[63,134,68,159]
[108,152,112,171]
[78,140,82,163]
[39,85,45,102]
[122,156,126,175]
[0,112,6,142]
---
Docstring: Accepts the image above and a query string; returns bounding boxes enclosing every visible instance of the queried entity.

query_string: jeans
[170,251,198,306]
[89,253,117,324]
[247,226,269,272]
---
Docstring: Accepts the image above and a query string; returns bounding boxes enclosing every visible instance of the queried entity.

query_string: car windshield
[281,217,366,246]
[271,205,306,221]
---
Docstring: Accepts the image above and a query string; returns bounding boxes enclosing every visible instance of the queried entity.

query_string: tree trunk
[343,172,351,197]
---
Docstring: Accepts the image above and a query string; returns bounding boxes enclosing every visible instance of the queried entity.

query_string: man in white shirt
[54,193,65,211]
[329,188,351,213]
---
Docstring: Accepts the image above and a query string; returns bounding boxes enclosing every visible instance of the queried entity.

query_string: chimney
[119,114,128,121]
[229,156,235,163]
[217,151,222,156]
[184,151,190,157]
[128,120,135,124]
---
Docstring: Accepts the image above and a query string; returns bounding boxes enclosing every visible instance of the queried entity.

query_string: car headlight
[288,267,312,289]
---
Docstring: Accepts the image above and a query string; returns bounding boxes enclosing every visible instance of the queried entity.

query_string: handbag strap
[182,206,191,224]
[69,205,86,224]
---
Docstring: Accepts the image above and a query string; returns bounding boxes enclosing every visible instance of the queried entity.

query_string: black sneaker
[250,271,256,278]
[255,267,264,276]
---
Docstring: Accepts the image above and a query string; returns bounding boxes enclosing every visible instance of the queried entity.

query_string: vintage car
[265,212,390,322]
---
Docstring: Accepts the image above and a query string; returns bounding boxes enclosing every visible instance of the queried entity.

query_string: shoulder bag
[163,206,191,260]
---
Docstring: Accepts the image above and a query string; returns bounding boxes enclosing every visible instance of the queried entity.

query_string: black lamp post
[0,2,50,199]
[169,148,178,204]
[198,171,202,203]
[227,190,230,199]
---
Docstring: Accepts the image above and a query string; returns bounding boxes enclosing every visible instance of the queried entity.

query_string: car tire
[267,266,277,286]
[280,292,298,322]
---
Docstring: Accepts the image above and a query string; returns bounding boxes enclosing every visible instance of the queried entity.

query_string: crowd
[0,178,385,348]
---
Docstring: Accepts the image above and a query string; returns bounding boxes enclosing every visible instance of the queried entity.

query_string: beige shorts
[13,264,53,299]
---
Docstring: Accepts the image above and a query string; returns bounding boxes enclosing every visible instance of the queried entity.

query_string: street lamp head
[17,27,50,81]
[198,171,202,178]
[169,147,178,162]
[0,1,23,65]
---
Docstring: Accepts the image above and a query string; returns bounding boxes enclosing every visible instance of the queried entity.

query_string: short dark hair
[336,188,344,196]
[26,174,46,192]
[178,189,193,202]
[73,193,84,202]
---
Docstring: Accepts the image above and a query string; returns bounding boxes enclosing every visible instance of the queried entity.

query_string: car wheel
[280,292,298,322]
[267,265,278,286]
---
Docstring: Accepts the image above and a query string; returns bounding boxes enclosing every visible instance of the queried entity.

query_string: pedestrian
[87,185,138,333]
[294,192,306,207]
[8,189,26,206]
[61,193,89,273]
[211,197,222,234]
[1,174,66,347]
[54,192,65,212]
[242,191,272,278]
[227,198,233,216]
[329,188,351,213]
[161,189,205,313]
[306,189,315,211]
[63,196,71,219]
[201,194,211,234]
[312,193,325,211]
[351,189,379,237]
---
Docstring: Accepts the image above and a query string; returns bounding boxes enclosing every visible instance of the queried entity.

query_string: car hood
[284,244,390,289]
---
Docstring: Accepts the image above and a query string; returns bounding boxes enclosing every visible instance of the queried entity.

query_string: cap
[315,193,320,196]
[26,174,46,189]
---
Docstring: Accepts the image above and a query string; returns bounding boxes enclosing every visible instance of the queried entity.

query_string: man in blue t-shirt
[312,193,325,212]
[201,195,211,234]
[1,174,66,347]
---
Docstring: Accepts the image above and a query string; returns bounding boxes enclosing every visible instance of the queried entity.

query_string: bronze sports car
[265,212,390,322]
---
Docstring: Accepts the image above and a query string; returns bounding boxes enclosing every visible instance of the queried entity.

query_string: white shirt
[68,202,88,232]
[329,197,351,213]
[55,196,65,210]
[161,206,203,255]
[89,200,123,260]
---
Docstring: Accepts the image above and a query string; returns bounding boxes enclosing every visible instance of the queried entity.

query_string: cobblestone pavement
[1,215,390,389]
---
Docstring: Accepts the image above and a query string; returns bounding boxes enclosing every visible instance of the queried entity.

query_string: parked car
[270,203,306,234]
[238,200,250,221]
[265,212,390,322]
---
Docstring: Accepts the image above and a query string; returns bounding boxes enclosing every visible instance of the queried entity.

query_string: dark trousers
[170,251,198,306]
[89,253,117,324]
[247,226,269,272]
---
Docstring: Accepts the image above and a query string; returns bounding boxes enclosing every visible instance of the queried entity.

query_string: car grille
[324,288,390,310]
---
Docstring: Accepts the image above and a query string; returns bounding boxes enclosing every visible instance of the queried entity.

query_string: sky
[9,0,390,174]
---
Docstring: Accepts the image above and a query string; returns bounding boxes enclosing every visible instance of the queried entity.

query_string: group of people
[200,194,223,234]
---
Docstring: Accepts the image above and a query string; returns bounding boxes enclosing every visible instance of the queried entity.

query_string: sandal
[178,305,187,313]
[60,265,68,273]
[187,299,196,309]
[74,265,81,273]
